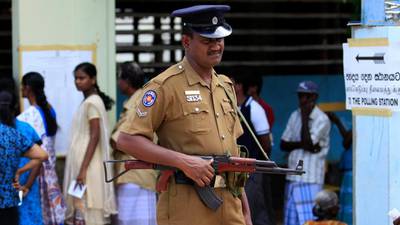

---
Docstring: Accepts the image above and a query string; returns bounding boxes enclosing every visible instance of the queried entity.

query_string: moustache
[207,51,222,56]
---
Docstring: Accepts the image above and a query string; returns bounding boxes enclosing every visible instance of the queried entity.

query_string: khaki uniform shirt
[120,58,245,225]
[111,89,157,191]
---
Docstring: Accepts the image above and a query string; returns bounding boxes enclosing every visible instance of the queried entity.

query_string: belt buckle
[213,175,226,188]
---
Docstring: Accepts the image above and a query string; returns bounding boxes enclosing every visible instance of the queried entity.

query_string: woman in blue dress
[0,76,46,225]
[0,90,48,225]
[16,119,45,225]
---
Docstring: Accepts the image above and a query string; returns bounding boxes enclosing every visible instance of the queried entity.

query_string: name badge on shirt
[185,90,202,102]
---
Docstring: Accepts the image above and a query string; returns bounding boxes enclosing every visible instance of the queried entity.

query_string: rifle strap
[217,75,270,160]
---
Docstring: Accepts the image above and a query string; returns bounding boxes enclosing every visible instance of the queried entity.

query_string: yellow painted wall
[12,0,116,125]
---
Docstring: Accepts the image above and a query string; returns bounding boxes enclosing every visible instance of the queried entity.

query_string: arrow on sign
[356,53,385,64]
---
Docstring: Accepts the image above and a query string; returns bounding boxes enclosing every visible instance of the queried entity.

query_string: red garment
[256,98,275,128]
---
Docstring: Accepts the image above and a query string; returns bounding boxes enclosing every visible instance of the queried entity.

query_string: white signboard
[21,49,93,155]
[343,42,400,111]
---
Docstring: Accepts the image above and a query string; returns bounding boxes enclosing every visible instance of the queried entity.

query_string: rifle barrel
[255,160,278,167]
[255,166,305,175]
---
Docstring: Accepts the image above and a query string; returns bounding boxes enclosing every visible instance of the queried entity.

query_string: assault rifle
[103,155,304,211]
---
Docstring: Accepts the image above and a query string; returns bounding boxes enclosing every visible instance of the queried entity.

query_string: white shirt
[281,106,331,184]
[240,96,270,135]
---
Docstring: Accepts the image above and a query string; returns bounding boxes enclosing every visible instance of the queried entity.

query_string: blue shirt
[15,120,41,145]
[0,123,33,208]
[15,120,44,225]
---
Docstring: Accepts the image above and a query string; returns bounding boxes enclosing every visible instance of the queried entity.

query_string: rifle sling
[217,75,270,160]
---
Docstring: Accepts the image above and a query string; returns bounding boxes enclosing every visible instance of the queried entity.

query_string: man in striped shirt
[280,81,331,225]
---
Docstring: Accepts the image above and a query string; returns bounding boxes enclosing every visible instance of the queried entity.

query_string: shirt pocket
[221,101,236,133]
[182,102,211,134]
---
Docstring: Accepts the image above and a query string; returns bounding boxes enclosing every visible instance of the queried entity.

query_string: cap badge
[299,82,308,90]
[142,90,157,107]
[212,16,218,25]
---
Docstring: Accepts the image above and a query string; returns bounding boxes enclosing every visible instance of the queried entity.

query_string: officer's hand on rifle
[180,155,214,187]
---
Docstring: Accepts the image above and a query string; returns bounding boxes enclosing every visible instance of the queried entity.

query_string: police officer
[117,5,252,225]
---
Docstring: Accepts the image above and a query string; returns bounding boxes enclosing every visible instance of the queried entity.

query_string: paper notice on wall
[20,48,94,155]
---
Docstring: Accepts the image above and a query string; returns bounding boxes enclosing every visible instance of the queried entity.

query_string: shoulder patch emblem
[142,90,157,107]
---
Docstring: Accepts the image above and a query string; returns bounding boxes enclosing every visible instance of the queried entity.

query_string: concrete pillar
[350,1,400,224]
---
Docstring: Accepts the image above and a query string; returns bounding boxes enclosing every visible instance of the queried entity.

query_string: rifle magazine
[194,185,223,211]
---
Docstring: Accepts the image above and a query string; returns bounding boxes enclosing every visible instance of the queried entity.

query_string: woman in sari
[63,62,117,225]
[18,72,66,225]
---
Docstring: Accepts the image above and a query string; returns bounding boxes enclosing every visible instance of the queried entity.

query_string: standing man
[111,62,158,225]
[117,5,252,225]
[280,81,331,225]
[247,75,275,129]
[231,74,275,225]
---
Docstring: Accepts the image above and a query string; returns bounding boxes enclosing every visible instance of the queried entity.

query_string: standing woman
[1,76,45,225]
[63,62,117,225]
[0,90,48,225]
[18,72,66,225]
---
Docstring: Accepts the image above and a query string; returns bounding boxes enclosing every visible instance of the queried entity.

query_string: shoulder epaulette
[153,63,185,85]
[216,74,235,98]
[218,74,233,85]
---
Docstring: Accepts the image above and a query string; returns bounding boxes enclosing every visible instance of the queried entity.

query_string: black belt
[174,171,217,187]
